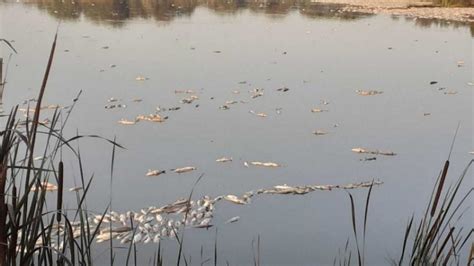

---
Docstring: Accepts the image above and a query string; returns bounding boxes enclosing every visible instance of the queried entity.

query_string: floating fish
[136,114,166,123]
[444,91,458,95]
[225,216,240,224]
[225,100,238,105]
[249,110,267,117]
[216,157,232,163]
[117,119,137,125]
[352,147,396,156]
[31,182,57,192]
[173,167,197,174]
[146,170,166,177]
[250,161,280,167]
[469,151,474,155]
[360,157,377,161]
[219,105,230,110]
[135,76,147,81]
[313,130,327,136]
[69,186,83,192]
[277,87,289,92]
[355,90,383,96]
[311,108,328,113]
[224,195,247,205]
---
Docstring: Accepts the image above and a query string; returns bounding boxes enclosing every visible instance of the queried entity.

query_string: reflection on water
[4,0,473,34]
[3,0,375,25]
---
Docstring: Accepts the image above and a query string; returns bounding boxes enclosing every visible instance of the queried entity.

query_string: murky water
[1,0,473,264]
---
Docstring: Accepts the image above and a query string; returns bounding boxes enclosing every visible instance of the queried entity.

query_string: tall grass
[0,33,122,265]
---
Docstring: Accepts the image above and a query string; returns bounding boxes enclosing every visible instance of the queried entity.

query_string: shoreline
[313,1,474,23]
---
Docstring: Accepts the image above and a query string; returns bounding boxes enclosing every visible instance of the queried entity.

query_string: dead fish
[31,182,57,192]
[277,87,289,92]
[251,92,264,99]
[232,90,240,94]
[216,157,232,163]
[244,161,249,168]
[146,170,166,177]
[105,104,126,109]
[173,167,197,174]
[118,119,137,125]
[168,107,181,111]
[360,157,377,161]
[444,91,458,95]
[276,108,282,115]
[33,156,44,161]
[423,113,431,116]
[250,161,280,167]
[132,98,143,102]
[311,108,328,113]
[225,216,240,224]
[355,90,383,96]
[313,130,327,136]
[213,50,221,53]
[180,95,199,104]
[108,97,119,103]
[136,114,166,123]
[135,76,148,81]
[224,195,247,205]
[225,100,238,105]
[238,81,247,84]
[457,60,464,67]
[219,105,230,110]
[430,81,438,85]
[469,151,474,155]
[69,186,83,192]
[249,110,267,117]
[351,147,396,156]
[174,89,195,94]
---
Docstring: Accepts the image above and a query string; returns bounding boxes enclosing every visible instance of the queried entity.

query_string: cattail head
[56,161,64,222]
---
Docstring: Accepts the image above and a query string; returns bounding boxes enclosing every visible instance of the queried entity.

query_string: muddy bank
[314,0,474,22]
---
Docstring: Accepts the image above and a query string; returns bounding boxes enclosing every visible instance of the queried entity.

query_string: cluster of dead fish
[47,180,381,247]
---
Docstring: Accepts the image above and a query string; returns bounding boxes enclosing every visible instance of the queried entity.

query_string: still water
[1,0,473,264]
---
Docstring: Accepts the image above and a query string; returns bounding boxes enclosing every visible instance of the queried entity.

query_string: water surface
[1,1,473,264]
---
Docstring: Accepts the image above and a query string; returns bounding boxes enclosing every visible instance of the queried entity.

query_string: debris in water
[276,108,282,114]
[351,147,396,156]
[356,90,383,96]
[219,105,230,110]
[277,87,289,92]
[216,157,232,163]
[173,166,197,174]
[146,170,166,177]
[225,100,238,105]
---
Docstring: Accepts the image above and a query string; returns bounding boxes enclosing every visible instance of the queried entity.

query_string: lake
[0,0,473,264]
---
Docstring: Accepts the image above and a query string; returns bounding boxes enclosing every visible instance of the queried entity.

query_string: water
[1,1,473,264]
